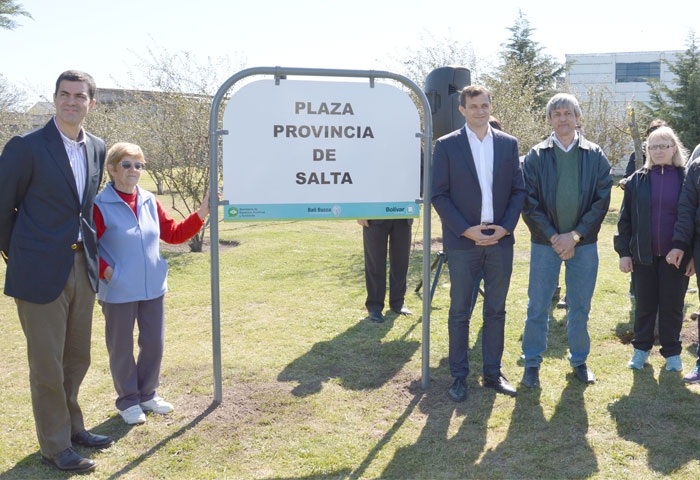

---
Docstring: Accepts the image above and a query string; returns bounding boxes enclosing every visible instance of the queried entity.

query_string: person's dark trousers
[632,256,688,357]
[363,219,412,313]
[447,245,513,379]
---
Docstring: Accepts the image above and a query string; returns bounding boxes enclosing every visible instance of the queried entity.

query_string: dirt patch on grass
[173,377,297,440]
[161,238,240,254]
[412,237,444,252]
[681,317,698,347]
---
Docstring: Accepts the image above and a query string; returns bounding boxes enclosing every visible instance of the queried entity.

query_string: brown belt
[71,242,85,252]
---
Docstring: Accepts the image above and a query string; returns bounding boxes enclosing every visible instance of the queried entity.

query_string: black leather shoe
[391,305,413,315]
[369,311,385,323]
[574,364,596,384]
[71,430,114,449]
[484,374,517,397]
[521,367,540,389]
[448,377,467,402]
[556,295,568,309]
[41,447,96,472]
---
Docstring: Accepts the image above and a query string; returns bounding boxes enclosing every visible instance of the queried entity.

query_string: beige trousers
[16,251,95,457]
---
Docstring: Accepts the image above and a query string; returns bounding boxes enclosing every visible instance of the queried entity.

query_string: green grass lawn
[1,180,699,479]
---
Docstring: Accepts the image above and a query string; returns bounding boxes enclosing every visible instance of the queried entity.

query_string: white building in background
[565,50,681,106]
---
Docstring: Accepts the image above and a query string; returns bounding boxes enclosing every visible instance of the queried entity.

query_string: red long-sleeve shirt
[94,189,205,278]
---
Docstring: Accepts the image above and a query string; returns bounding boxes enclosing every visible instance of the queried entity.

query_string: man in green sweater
[520,93,613,390]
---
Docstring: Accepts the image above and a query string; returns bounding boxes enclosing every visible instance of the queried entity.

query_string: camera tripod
[415,250,485,302]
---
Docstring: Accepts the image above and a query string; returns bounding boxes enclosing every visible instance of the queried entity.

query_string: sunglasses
[120,160,145,170]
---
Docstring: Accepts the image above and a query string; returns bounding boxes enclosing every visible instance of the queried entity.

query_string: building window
[616,62,660,82]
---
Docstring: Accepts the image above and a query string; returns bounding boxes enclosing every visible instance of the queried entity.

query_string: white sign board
[222,79,421,220]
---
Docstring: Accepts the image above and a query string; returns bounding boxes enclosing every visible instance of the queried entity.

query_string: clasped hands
[462,223,508,246]
[550,233,576,261]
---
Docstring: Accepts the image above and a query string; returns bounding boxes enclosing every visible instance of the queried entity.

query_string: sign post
[208,67,433,404]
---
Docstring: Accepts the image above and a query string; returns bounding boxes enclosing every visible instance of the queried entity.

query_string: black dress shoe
[42,447,96,472]
[484,374,517,397]
[574,364,596,384]
[71,430,114,449]
[369,311,385,323]
[391,305,413,315]
[448,377,467,402]
[521,367,540,389]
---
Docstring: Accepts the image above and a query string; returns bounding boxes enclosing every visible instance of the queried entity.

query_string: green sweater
[554,142,580,234]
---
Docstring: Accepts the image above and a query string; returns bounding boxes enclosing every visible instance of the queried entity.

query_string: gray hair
[546,93,582,121]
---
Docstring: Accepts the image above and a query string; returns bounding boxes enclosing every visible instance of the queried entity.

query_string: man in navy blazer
[432,85,526,402]
[0,71,110,472]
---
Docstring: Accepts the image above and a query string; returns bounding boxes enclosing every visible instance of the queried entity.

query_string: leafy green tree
[489,11,564,113]
[0,0,32,30]
[486,61,548,155]
[479,12,564,154]
[647,32,700,150]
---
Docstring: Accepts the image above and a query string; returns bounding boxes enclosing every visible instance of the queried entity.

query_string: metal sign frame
[208,67,434,404]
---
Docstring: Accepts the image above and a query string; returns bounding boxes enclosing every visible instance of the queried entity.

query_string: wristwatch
[572,231,581,243]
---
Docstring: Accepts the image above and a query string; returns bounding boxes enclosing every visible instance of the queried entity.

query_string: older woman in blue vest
[94,142,213,425]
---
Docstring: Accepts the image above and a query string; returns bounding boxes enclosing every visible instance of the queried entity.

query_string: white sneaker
[140,396,173,414]
[119,405,146,425]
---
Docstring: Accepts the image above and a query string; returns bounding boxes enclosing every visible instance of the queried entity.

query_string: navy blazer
[431,126,526,250]
[0,119,105,303]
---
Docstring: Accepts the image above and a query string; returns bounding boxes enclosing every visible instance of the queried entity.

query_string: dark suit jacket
[0,119,105,303]
[431,126,526,250]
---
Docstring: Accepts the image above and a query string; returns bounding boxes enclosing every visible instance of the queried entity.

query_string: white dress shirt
[55,117,88,240]
[465,124,495,224]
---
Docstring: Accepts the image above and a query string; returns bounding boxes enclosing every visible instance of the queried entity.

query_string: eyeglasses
[120,160,145,170]
[648,144,673,151]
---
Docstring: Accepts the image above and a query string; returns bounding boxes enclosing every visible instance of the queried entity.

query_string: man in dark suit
[0,70,111,472]
[432,85,526,402]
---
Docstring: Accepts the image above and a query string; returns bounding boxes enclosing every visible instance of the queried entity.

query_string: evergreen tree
[0,0,32,30]
[492,11,564,112]
[647,32,700,150]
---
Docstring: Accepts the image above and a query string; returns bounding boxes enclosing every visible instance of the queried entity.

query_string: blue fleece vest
[95,183,168,303]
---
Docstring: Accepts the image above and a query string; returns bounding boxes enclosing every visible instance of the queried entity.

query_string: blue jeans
[522,242,598,368]
[447,245,513,379]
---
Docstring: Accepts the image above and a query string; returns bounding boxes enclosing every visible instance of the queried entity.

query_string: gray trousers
[101,295,165,411]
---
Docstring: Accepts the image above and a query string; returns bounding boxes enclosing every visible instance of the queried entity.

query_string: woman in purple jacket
[614,126,692,372]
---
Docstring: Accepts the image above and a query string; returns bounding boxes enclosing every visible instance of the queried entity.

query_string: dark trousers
[447,245,513,379]
[632,256,688,357]
[362,219,412,313]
